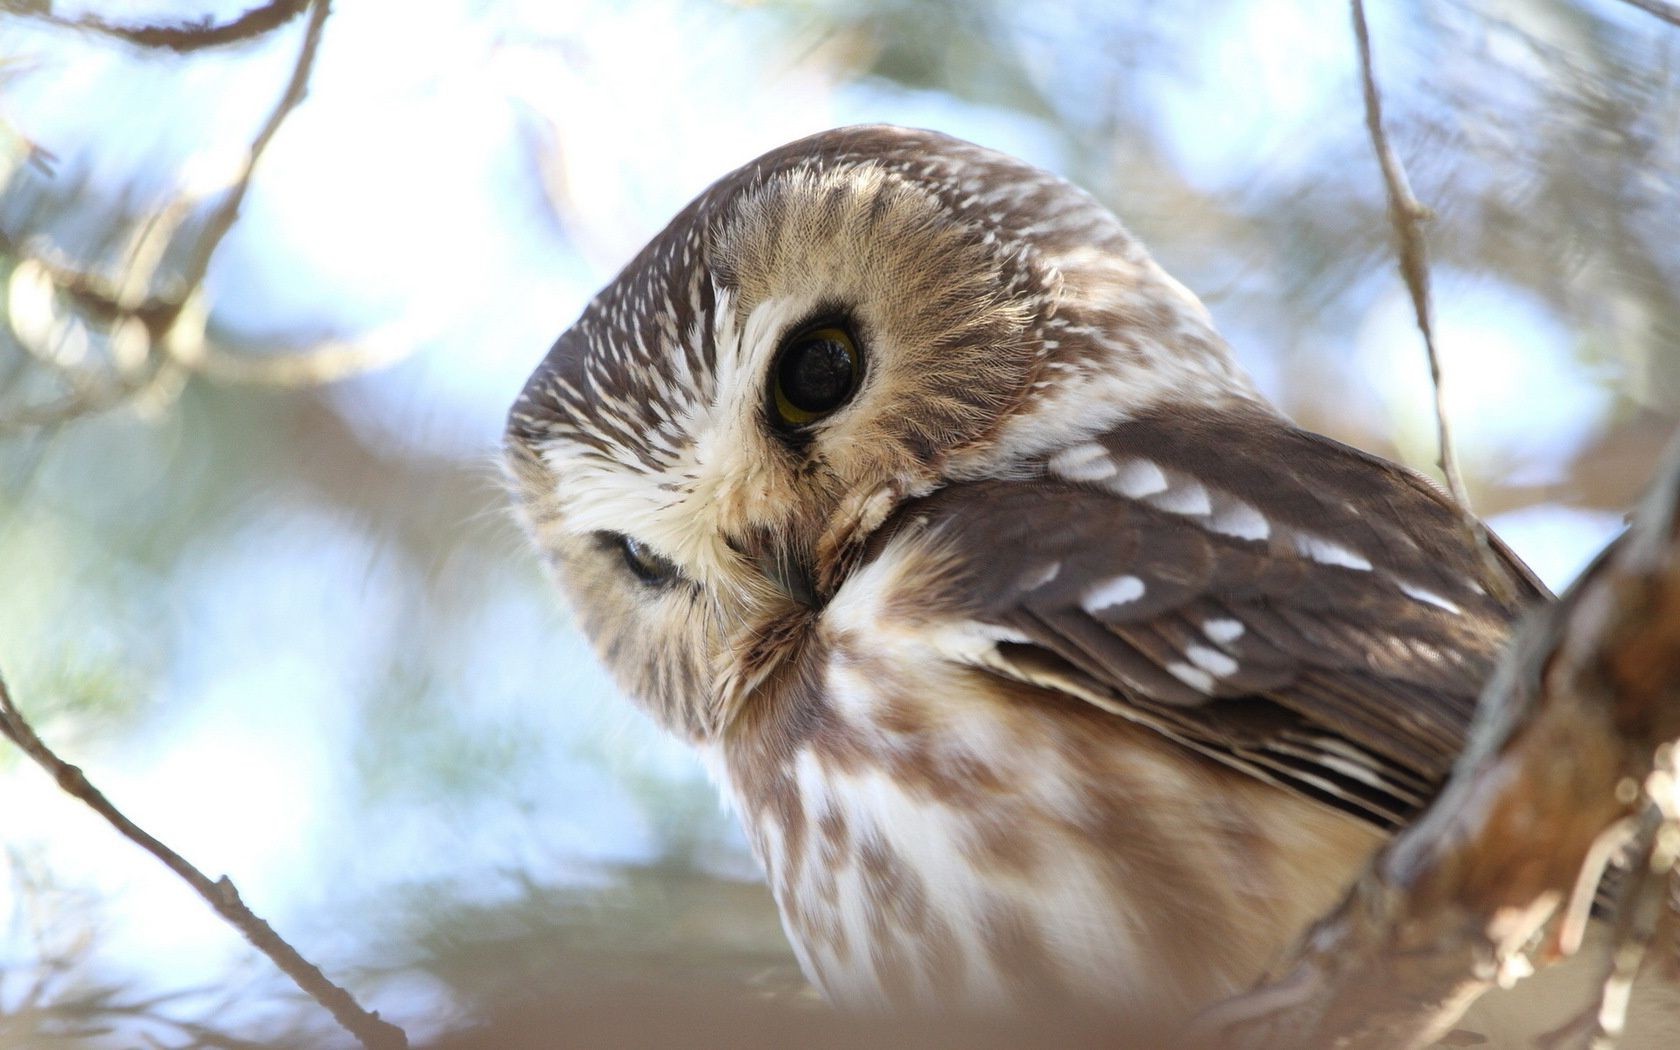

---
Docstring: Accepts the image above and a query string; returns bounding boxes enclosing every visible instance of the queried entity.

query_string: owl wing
[901,407,1549,830]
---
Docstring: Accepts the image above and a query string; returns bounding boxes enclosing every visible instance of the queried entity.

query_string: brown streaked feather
[894,405,1549,831]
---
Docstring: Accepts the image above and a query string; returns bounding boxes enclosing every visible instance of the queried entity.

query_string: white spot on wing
[1082,575,1145,611]
[1017,561,1062,590]
[1147,479,1212,516]
[1111,458,1168,498]
[1185,644,1238,677]
[1203,618,1245,644]
[1048,443,1115,482]
[1294,533,1373,571]
[925,620,1033,667]
[1166,662,1216,692]
[1316,753,1388,789]
[1269,738,1397,794]
[1397,580,1462,614]
[1207,499,1270,542]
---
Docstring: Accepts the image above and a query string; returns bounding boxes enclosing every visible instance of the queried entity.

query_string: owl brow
[771,301,858,350]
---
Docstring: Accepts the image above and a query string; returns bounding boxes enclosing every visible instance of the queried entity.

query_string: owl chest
[750,760,1155,1015]
[713,688,1338,1020]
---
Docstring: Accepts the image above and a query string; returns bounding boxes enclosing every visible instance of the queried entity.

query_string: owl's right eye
[769,324,862,428]
[616,535,676,586]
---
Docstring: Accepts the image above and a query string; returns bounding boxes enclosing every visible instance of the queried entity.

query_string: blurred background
[0,0,1675,1045]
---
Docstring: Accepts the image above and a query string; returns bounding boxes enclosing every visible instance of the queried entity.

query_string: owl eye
[770,324,862,428]
[618,535,676,586]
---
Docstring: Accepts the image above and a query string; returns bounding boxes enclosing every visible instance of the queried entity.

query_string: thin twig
[194,322,422,387]
[0,669,408,1050]
[1349,0,1512,599]
[1536,791,1680,1050]
[1615,0,1680,31]
[0,383,143,434]
[1,0,312,54]
[1349,0,1459,501]
[1586,799,1677,1049]
[174,0,331,298]
[0,0,347,434]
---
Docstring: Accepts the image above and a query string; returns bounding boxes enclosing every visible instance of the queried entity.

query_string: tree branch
[0,0,382,434]
[2,0,312,54]
[1200,426,1680,1048]
[1349,0,1514,602]
[1613,0,1680,31]
[193,318,425,387]
[0,668,409,1050]
[176,0,330,298]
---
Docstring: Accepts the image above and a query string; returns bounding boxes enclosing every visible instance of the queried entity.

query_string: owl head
[505,125,1263,741]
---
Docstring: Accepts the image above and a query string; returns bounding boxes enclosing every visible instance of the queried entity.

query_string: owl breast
[711,534,1382,1021]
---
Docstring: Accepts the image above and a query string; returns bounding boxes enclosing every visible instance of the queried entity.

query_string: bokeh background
[0,0,1676,1045]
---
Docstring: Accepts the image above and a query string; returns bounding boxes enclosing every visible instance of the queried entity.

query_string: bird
[502,125,1550,1025]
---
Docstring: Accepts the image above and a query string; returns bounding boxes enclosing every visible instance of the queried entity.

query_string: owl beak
[739,482,913,610]
[724,531,820,609]
[756,550,820,610]
[811,480,914,601]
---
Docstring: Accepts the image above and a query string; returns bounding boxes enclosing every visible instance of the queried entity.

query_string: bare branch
[1200,426,1680,1048]
[1575,804,1679,1047]
[0,56,59,174]
[0,369,166,434]
[1348,0,1517,602]
[1,0,312,54]
[0,668,409,1050]
[194,319,423,387]
[0,0,385,434]
[175,0,331,298]
[1350,0,1457,500]
[1614,0,1680,31]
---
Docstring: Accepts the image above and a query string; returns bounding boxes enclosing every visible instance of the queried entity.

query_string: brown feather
[893,405,1548,829]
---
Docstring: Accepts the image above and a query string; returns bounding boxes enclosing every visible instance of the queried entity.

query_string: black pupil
[779,335,855,413]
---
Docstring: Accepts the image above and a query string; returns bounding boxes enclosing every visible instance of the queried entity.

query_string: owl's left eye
[617,535,676,586]
[770,324,862,428]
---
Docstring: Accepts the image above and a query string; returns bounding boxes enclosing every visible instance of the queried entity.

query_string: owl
[504,126,1547,1023]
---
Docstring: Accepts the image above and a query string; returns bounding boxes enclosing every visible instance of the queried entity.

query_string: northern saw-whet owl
[504,126,1547,1022]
